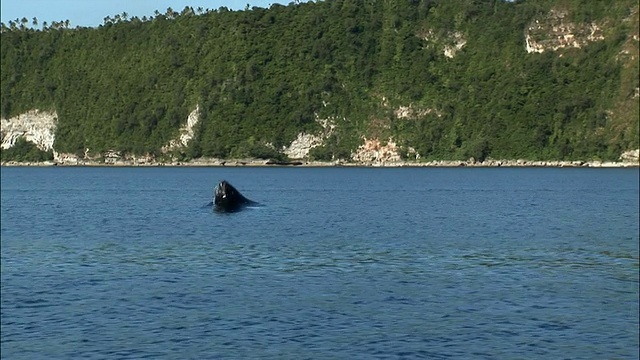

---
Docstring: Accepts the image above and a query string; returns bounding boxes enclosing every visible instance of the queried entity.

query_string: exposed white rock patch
[525,9,604,54]
[395,106,414,119]
[443,32,467,58]
[1,110,57,151]
[52,151,79,164]
[395,105,442,119]
[406,146,420,160]
[419,29,438,43]
[418,29,467,58]
[620,149,639,163]
[351,137,402,164]
[282,115,337,159]
[283,133,325,159]
[617,47,638,62]
[162,105,200,152]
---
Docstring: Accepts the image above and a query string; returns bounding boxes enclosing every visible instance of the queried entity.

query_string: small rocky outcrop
[283,133,325,159]
[351,137,402,164]
[394,105,442,120]
[620,149,640,163]
[282,116,336,159]
[525,9,605,54]
[418,29,467,58]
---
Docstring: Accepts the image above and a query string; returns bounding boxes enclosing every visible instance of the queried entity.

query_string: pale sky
[1,0,287,28]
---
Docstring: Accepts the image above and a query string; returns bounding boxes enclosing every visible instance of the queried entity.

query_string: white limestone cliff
[162,105,200,152]
[282,116,337,159]
[1,110,57,151]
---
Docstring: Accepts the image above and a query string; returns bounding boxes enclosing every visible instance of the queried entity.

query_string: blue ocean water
[1,166,638,359]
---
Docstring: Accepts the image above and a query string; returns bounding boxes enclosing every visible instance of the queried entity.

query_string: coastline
[1,158,638,168]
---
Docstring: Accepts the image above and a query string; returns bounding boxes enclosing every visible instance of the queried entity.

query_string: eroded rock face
[283,133,325,159]
[351,137,402,163]
[282,116,337,159]
[162,105,200,152]
[52,151,83,164]
[419,29,467,58]
[525,9,604,53]
[443,32,467,58]
[620,149,640,162]
[1,110,57,151]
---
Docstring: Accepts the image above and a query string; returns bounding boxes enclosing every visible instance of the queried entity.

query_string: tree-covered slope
[1,0,638,162]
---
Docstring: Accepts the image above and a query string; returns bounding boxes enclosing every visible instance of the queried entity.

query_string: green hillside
[1,0,638,162]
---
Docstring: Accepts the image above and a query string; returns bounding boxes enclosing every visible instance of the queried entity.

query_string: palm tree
[42,21,48,30]
[32,17,38,28]
[122,12,128,21]
[181,6,194,16]
[64,19,70,28]
[166,7,175,19]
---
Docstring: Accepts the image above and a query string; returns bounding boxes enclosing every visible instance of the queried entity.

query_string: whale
[213,180,257,212]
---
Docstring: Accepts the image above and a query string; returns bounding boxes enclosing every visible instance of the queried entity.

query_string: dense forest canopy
[1,0,638,162]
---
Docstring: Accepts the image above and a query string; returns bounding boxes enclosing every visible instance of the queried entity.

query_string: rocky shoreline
[2,158,638,168]
[3,110,639,169]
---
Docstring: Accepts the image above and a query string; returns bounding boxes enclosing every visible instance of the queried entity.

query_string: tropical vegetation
[1,0,638,162]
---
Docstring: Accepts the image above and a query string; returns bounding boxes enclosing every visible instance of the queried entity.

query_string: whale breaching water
[213,180,257,212]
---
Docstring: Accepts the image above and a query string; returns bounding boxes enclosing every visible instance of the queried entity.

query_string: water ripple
[1,167,638,359]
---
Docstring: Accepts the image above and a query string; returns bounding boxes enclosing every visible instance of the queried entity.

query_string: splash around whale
[212,180,259,213]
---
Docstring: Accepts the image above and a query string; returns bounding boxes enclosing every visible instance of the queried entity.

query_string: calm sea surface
[1,167,638,359]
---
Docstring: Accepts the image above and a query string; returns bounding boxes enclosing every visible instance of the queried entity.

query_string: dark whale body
[213,180,257,212]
